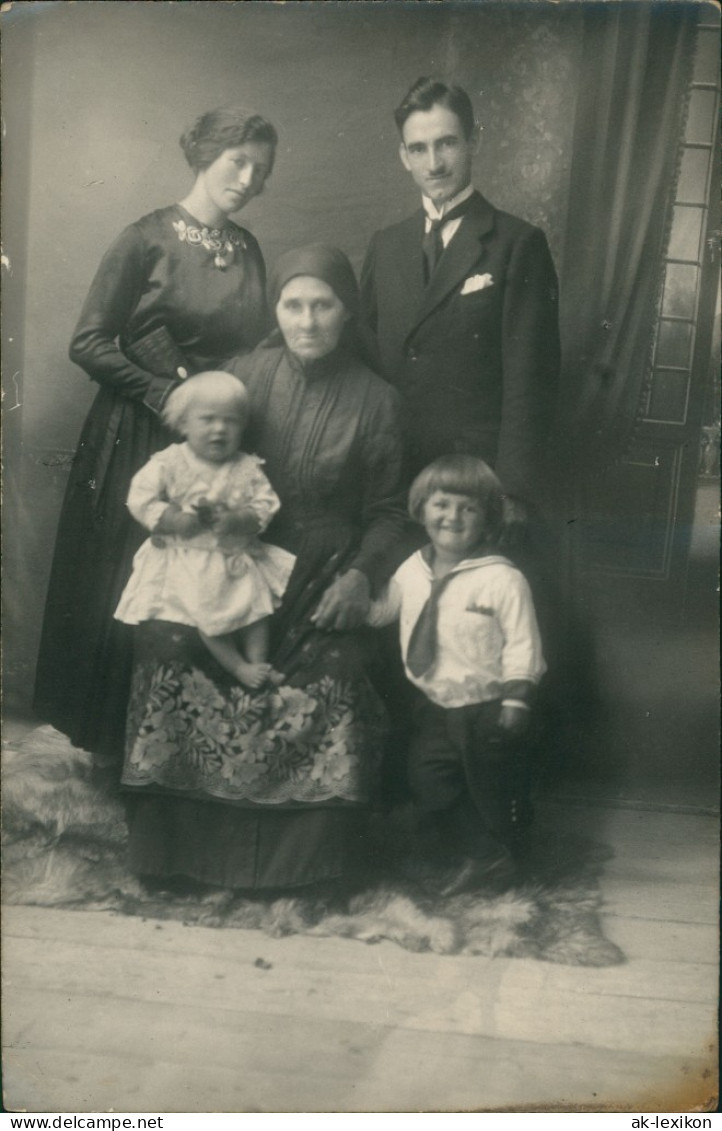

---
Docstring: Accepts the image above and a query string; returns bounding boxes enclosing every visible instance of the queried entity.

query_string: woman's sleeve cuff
[143,375,178,416]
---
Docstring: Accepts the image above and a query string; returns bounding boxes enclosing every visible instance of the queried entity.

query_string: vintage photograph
[2,0,719,1115]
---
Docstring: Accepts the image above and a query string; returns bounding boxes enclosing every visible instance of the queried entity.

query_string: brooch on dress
[172,218,246,270]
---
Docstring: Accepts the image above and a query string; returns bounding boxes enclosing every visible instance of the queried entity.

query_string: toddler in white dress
[115,371,295,688]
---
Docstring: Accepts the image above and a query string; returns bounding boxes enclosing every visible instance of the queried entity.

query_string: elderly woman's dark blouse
[236,345,406,588]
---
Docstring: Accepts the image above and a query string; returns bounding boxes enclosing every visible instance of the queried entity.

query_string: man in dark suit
[360,77,561,524]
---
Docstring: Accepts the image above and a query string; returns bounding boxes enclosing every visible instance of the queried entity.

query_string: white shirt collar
[422,183,475,222]
[416,547,513,578]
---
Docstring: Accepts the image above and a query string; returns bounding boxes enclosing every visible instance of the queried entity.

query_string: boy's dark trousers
[408,694,534,864]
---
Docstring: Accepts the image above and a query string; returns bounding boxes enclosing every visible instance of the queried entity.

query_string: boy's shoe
[438,850,517,898]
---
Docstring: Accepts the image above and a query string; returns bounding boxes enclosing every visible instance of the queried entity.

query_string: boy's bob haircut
[408,453,505,542]
[162,371,249,433]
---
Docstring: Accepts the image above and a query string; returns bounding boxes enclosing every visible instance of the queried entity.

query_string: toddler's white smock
[115,442,295,636]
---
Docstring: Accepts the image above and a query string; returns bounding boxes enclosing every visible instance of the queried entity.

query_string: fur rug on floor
[2,725,624,966]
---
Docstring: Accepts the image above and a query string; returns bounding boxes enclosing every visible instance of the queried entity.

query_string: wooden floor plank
[4,928,715,1018]
[2,1041,371,1114]
[492,964,716,1056]
[603,915,719,965]
[601,879,719,925]
[6,902,718,974]
[601,847,720,882]
[4,933,715,1059]
[3,991,714,1114]
[536,804,719,848]
[2,802,719,1113]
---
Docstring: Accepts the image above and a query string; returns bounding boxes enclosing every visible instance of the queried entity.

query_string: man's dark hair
[394,77,475,140]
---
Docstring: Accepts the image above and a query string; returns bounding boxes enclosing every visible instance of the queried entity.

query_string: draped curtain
[557,3,698,467]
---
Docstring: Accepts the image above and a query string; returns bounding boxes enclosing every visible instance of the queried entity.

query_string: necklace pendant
[214,253,227,270]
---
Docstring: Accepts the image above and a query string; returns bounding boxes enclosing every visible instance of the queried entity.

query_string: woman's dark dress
[122,345,407,889]
[33,205,267,764]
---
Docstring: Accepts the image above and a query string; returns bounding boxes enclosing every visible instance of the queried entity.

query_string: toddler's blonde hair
[162,371,249,434]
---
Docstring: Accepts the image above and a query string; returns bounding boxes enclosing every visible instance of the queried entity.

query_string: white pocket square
[460,272,494,295]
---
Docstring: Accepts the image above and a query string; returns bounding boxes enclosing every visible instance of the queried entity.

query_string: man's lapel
[411,192,496,333]
[391,210,427,306]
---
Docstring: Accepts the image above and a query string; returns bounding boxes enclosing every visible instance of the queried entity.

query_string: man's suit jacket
[360,191,561,507]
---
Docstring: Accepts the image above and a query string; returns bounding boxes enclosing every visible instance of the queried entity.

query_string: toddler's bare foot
[267,668,285,686]
[233,660,274,690]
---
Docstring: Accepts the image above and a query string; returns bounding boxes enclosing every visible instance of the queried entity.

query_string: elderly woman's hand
[311,569,371,631]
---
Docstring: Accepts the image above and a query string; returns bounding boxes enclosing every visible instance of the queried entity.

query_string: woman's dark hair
[180,106,278,173]
[394,77,475,140]
[408,454,504,544]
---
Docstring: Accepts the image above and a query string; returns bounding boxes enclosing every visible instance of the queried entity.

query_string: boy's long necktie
[406,573,455,677]
[422,196,475,281]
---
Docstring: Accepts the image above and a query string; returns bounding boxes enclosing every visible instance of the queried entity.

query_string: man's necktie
[421,217,445,282]
[421,195,475,282]
[406,573,454,678]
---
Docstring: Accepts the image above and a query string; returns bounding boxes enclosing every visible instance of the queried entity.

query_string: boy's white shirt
[368,549,546,709]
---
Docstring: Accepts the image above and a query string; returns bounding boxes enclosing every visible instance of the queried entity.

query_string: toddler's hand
[193,497,218,527]
[173,511,204,538]
[212,505,261,537]
[154,504,203,539]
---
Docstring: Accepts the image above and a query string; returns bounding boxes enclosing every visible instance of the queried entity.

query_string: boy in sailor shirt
[369,455,546,896]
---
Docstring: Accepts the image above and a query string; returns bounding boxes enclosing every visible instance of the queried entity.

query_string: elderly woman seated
[121,245,408,893]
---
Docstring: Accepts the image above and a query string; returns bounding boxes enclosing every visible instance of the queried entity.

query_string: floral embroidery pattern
[172,218,246,269]
[123,660,385,803]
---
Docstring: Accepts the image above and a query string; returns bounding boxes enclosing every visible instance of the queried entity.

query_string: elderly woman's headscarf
[268,244,360,319]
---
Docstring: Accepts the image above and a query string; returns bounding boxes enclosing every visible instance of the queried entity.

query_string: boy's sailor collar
[417,544,514,576]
